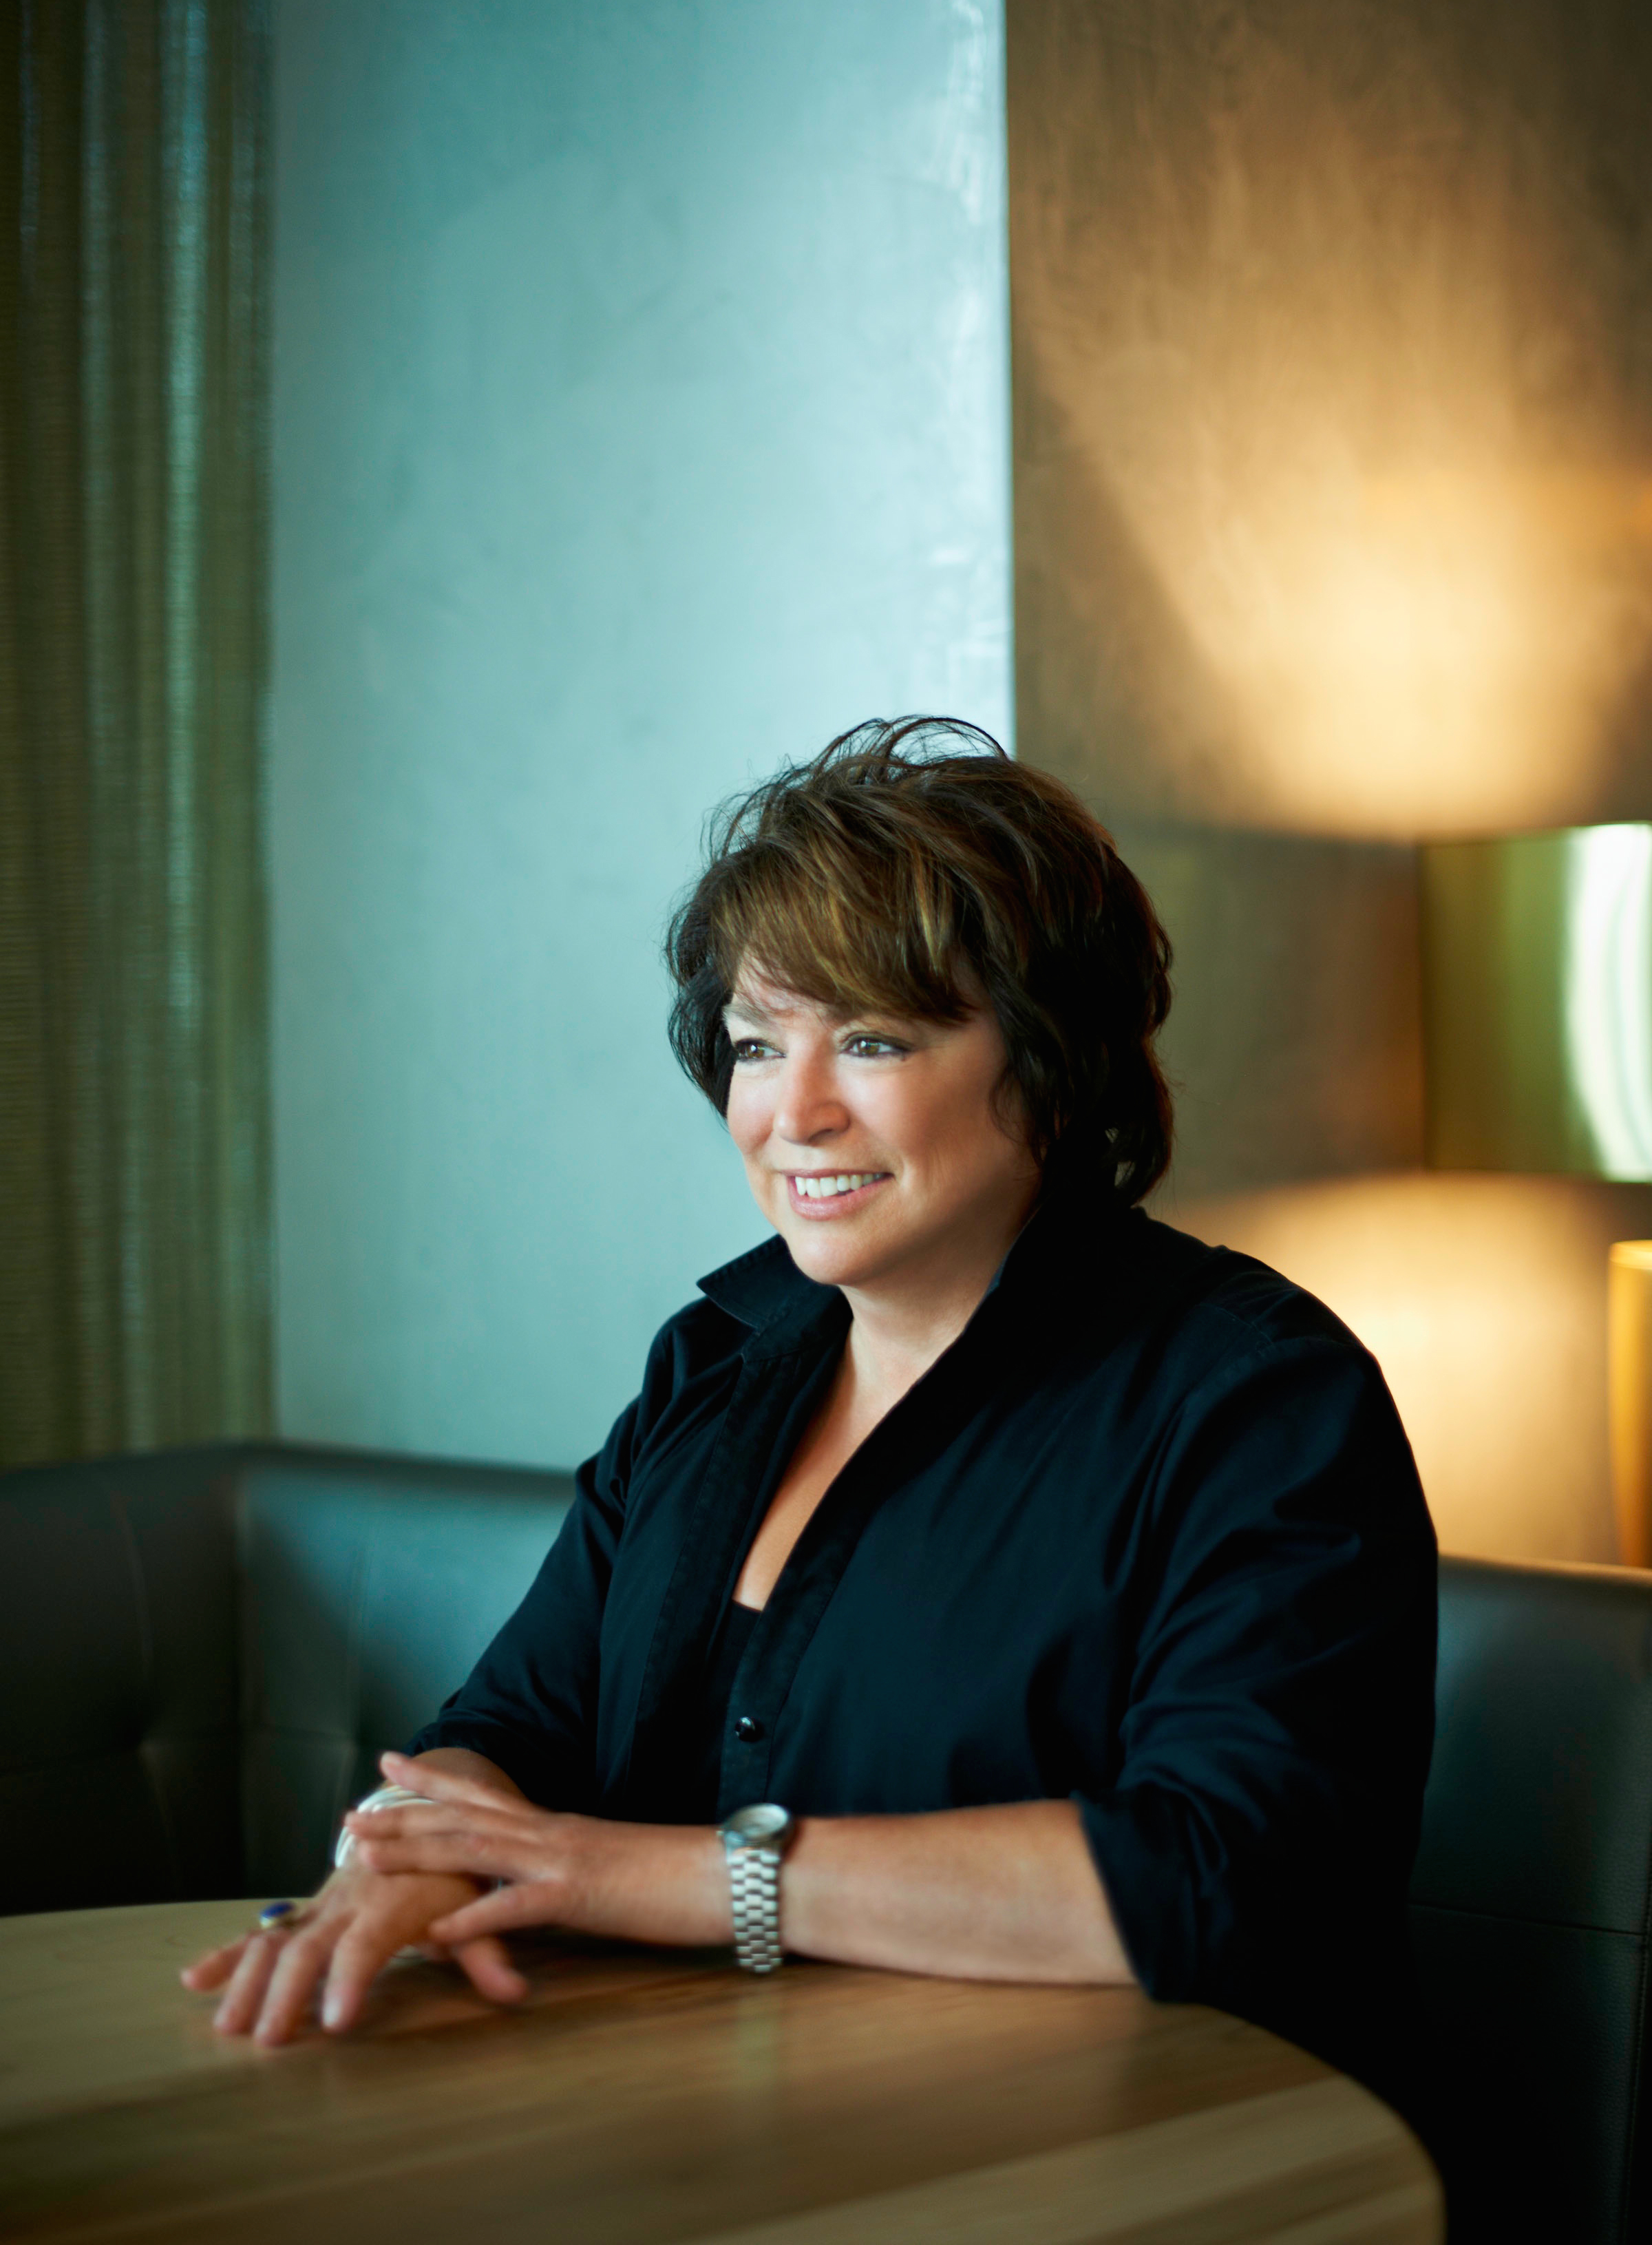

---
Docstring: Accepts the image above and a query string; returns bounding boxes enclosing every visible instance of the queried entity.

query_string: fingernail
[322,1995,343,2030]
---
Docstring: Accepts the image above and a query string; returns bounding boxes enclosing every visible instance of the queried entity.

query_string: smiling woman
[183,719,1435,2125]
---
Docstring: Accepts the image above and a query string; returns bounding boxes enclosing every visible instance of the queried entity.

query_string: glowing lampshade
[1421,826,1652,1177]
[1422,827,1652,1564]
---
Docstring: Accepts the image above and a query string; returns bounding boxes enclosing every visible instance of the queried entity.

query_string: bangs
[708,836,974,1027]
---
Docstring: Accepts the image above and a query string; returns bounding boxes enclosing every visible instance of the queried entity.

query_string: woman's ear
[988,1064,1039,1171]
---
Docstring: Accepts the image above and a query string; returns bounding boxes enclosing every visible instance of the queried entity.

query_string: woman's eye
[730,1037,778,1063]
[843,1034,907,1058]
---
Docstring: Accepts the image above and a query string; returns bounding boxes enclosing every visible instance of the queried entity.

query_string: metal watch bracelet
[718,1803,795,1972]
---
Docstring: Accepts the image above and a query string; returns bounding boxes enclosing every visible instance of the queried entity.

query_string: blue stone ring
[257,1900,300,1931]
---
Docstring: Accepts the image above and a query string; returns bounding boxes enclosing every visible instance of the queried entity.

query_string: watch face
[726,1802,791,1843]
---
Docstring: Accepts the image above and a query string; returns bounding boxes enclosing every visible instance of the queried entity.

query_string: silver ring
[257,1900,301,1932]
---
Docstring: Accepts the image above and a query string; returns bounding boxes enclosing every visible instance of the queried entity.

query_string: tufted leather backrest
[1410,1555,1652,2244]
[0,1442,573,1915]
[234,1451,572,1894]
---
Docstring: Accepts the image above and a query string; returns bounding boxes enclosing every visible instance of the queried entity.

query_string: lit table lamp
[1421,825,1652,1565]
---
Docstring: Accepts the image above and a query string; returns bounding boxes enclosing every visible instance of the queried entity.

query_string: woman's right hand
[180,1860,529,2045]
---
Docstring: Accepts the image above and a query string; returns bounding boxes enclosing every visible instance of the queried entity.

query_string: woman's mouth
[785,1171,891,1218]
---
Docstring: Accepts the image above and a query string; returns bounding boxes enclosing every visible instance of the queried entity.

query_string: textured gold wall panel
[1121,824,1423,1193]
[1009,0,1652,841]
[1009,0,1652,1559]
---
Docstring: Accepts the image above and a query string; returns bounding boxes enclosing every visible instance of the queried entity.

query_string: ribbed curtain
[1,0,271,1466]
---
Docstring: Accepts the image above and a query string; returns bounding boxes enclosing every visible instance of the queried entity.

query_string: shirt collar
[696,1232,837,1347]
[697,1190,1134,1351]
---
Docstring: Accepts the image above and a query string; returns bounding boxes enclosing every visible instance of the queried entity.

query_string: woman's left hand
[345,1753,729,1952]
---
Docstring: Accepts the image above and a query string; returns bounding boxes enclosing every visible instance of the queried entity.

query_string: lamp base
[1609,1243,1652,1567]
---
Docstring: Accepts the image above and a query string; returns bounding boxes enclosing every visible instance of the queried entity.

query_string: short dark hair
[664,717,1174,1204]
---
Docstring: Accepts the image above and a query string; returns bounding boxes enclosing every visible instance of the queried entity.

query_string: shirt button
[734,1715,763,1742]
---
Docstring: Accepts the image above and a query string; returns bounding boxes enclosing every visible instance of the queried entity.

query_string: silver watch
[718,1802,796,1972]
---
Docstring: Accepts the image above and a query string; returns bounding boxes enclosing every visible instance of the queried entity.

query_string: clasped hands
[181,1752,727,2046]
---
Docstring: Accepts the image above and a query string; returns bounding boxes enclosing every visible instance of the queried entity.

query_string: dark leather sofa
[0,1441,573,1912]
[1408,1554,1652,2242]
[5,1441,1651,2240]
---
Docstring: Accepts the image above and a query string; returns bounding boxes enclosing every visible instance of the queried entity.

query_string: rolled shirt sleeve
[1076,1334,1436,2065]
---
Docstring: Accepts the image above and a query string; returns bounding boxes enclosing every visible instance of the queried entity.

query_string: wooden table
[0,1900,1441,2244]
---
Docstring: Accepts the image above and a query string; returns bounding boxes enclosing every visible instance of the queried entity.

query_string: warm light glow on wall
[1174,1174,1636,1563]
[1161,470,1652,837]
[1038,321,1652,834]
[1014,7,1652,837]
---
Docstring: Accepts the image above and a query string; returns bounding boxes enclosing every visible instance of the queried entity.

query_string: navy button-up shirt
[410,1194,1437,2088]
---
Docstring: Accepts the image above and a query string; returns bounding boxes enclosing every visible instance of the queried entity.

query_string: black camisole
[692,1599,761,1817]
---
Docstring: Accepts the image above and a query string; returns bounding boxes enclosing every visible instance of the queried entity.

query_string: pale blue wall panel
[271,1,1010,1465]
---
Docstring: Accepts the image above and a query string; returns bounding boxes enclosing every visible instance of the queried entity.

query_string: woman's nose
[772,1055,847,1144]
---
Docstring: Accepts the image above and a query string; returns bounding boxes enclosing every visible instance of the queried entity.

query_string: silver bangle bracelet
[332,1783,432,1870]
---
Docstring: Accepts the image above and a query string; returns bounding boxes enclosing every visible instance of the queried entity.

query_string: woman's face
[722,969,1041,1300]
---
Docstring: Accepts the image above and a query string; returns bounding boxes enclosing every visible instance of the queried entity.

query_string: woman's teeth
[794,1172,881,1199]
